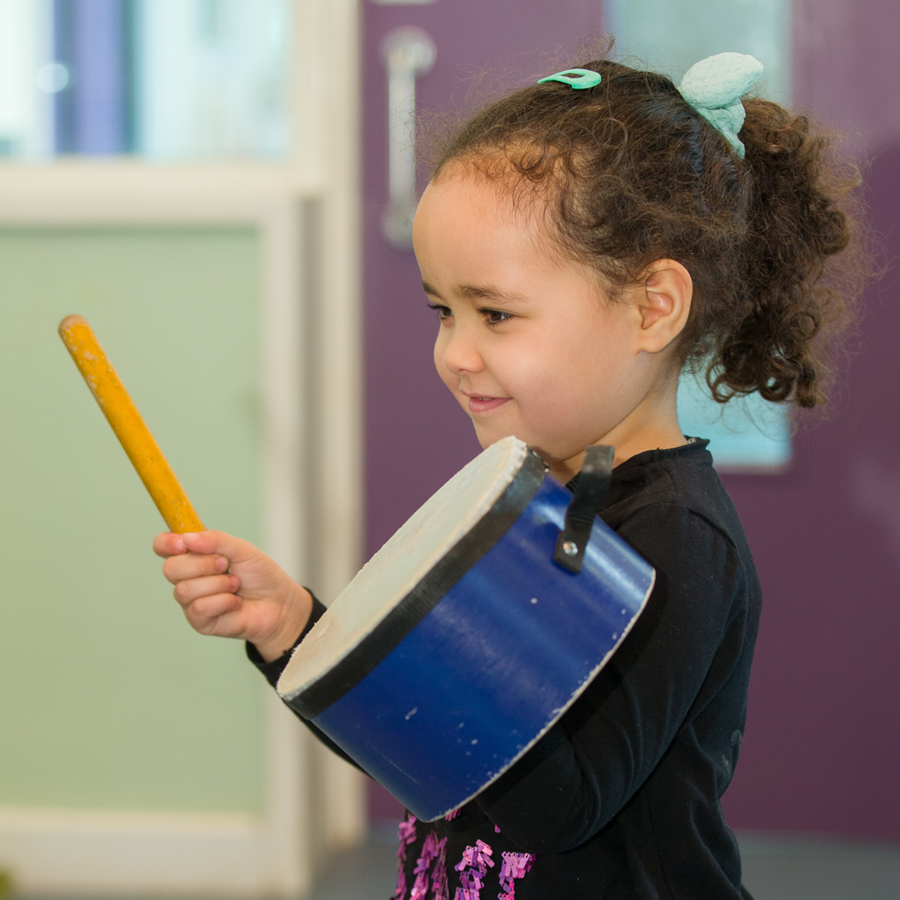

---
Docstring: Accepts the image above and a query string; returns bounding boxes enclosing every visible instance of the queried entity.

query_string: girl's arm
[474,503,758,853]
[156,532,370,774]
[153,530,312,662]
[244,602,369,773]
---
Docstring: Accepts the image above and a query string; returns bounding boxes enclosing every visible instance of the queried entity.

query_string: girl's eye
[426,302,452,321]
[482,309,512,326]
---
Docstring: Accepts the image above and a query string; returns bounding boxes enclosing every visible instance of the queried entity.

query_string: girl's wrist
[255,584,313,663]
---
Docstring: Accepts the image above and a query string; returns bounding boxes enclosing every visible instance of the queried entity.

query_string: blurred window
[608,0,792,470]
[0,0,290,160]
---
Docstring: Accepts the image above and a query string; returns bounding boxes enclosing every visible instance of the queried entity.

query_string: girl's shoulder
[599,439,750,556]
[600,439,762,624]
[602,437,716,508]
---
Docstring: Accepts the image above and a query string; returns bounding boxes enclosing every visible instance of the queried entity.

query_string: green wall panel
[0,226,266,813]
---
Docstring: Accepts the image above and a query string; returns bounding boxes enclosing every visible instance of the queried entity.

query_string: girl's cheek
[433,337,447,377]
[434,354,459,394]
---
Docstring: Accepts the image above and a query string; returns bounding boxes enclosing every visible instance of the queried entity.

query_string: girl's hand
[153,531,313,663]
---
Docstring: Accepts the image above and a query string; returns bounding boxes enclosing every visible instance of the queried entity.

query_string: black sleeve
[246,595,369,773]
[245,594,328,687]
[475,503,750,852]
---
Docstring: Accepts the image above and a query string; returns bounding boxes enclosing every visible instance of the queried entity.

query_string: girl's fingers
[181,530,248,560]
[162,551,230,585]
[153,528,295,645]
[182,593,245,635]
[172,573,239,608]
[153,532,186,558]
[154,530,247,562]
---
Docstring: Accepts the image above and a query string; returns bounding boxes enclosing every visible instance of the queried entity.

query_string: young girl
[155,50,859,899]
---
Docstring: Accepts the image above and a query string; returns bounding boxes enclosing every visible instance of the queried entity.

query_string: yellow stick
[58,314,205,534]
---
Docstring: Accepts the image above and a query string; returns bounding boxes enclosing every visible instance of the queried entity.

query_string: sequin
[498,851,536,900]
[431,834,450,900]
[445,807,461,821]
[411,832,448,900]
[393,869,408,900]
[392,813,418,900]
[453,840,495,900]
[399,813,418,848]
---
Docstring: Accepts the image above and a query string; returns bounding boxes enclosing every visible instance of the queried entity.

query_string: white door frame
[0,1,364,894]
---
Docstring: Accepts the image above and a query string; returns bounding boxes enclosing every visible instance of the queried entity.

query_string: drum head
[279,436,532,700]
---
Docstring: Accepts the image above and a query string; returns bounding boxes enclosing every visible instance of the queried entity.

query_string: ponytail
[710,100,863,408]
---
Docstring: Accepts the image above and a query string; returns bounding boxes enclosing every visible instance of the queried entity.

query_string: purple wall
[362,0,900,839]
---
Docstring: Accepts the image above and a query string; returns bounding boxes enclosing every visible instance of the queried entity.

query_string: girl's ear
[633,259,693,353]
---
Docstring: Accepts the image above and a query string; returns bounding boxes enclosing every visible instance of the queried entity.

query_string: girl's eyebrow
[459,284,524,304]
[421,280,524,305]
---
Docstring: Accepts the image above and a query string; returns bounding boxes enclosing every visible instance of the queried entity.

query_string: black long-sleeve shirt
[249,440,760,899]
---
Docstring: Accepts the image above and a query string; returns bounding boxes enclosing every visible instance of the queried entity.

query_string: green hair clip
[537,68,602,90]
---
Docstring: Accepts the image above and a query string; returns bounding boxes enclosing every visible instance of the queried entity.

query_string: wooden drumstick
[58,314,205,534]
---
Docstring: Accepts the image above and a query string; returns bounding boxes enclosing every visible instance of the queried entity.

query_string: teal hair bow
[678,52,764,159]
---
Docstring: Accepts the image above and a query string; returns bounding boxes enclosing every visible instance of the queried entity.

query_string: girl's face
[412,168,677,482]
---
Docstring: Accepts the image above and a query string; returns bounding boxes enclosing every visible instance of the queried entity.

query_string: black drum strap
[553,445,615,574]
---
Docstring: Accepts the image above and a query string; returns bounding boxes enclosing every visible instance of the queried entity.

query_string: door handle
[381,26,436,249]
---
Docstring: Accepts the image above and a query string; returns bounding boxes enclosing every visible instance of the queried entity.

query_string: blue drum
[277,437,654,821]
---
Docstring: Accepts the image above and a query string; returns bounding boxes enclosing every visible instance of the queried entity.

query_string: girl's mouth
[467,395,510,414]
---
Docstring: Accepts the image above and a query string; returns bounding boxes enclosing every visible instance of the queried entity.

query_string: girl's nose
[439,324,483,376]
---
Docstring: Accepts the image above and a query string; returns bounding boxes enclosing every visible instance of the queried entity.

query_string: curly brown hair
[428,54,865,409]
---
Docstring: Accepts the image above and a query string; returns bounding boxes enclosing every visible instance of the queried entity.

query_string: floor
[738,833,900,900]
[307,829,900,900]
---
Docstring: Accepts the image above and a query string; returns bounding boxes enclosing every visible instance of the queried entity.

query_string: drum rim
[283,448,548,719]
